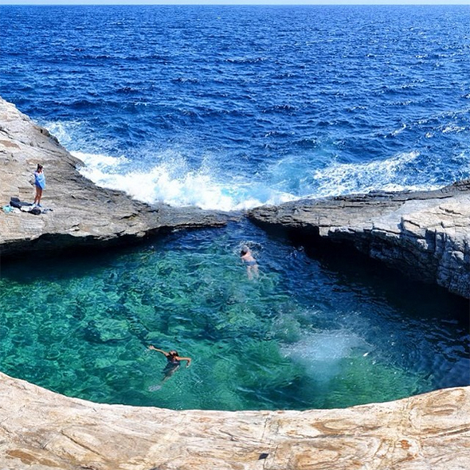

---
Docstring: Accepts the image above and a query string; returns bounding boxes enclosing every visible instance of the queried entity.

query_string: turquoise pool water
[0,221,468,411]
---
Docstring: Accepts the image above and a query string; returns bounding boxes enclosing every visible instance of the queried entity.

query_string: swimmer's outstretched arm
[148,345,169,357]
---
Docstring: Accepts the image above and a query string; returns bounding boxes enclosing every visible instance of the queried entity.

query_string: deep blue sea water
[1,5,469,209]
[0,5,469,410]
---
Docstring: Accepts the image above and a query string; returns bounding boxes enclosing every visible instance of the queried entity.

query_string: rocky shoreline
[1,97,469,469]
[0,97,229,259]
[2,96,470,298]
[249,182,470,299]
[0,371,468,470]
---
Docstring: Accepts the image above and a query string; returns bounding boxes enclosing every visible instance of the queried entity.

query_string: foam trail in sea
[309,151,438,197]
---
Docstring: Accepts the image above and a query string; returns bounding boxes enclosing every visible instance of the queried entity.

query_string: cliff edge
[249,183,470,299]
[0,97,227,257]
[0,372,469,470]
[1,97,469,470]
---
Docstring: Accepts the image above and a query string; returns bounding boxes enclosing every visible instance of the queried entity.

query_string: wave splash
[73,149,436,211]
[73,151,297,211]
[47,120,446,212]
[310,151,435,197]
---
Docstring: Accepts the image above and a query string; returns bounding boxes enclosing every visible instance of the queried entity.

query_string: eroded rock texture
[1,97,469,470]
[249,184,470,298]
[0,373,469,470]
[0,97,227,258]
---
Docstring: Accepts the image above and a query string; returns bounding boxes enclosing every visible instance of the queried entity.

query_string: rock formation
[1,97,469,469]
[249,184,470,299]
[0,97,228,258]
[2,95,470,298]
[0,372,469,470]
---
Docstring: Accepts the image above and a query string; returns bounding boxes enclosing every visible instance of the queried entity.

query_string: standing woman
[33,164,45,207]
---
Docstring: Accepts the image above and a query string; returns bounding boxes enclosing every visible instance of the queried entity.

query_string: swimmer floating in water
[240,245,259,280]
[148,346,192,389]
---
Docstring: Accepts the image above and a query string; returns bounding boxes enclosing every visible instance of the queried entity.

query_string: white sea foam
[72,148,442,211]
[73,151,297,211]
[281,330,370,383]
[73,151,129,169]
[44,120,83,146]
[442,125,466,134]
[45,118,447,211]
[391,123,407,136]
[310,151,437,197]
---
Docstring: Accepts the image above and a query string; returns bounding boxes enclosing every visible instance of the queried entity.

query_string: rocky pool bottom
[0,220,468,411]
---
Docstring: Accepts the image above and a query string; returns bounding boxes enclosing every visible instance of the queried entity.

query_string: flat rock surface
[0,372,469,470]
[249,183,470,298]
[0,97,227,257]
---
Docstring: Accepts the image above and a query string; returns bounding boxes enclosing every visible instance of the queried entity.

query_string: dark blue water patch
[0,221,468,410]
[1,5,469,210]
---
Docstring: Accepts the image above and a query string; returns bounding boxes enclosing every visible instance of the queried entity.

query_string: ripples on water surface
[1,5,469,210]
[0,5,469,410]
[1,222,468,410]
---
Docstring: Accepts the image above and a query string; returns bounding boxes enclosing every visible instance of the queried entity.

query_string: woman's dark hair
[169,350,179,357]
[240,245,249,256]
[37,164,43,171]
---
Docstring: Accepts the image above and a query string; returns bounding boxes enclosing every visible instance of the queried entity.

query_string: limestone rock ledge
[248,184,470,299]
[0,97,227,258]
[0,372,468,470]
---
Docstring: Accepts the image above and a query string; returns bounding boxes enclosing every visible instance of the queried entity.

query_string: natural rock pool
[0,220,468,411]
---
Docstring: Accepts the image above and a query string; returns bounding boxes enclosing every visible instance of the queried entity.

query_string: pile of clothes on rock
[2,197,52,215]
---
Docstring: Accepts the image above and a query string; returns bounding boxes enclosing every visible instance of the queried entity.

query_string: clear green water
[0,221,468,411]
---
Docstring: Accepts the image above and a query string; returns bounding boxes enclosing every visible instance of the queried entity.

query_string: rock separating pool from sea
[1,97,469,469]
[0,97,229,258]
[248,183,470,299]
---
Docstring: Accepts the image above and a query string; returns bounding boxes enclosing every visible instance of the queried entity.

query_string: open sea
[0,4,469,411]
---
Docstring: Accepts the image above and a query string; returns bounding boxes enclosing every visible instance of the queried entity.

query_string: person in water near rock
[240,245,259,280]
[148,346,192,384]
[33,163,45,207]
